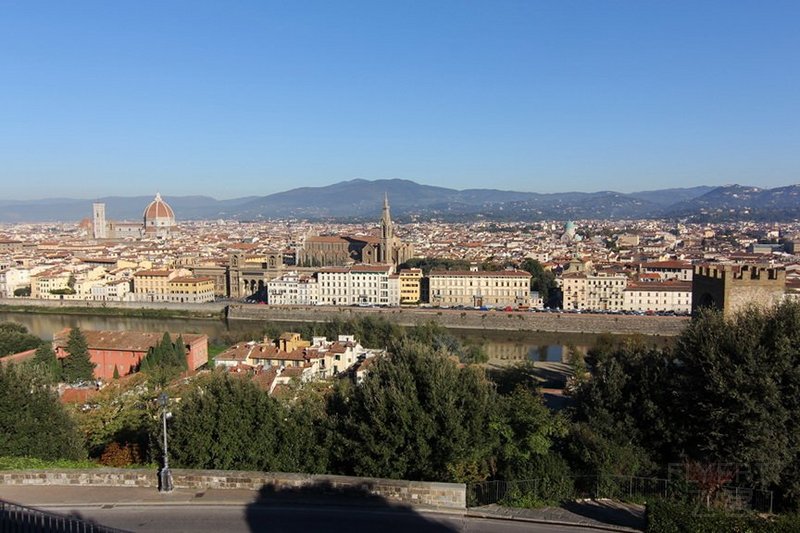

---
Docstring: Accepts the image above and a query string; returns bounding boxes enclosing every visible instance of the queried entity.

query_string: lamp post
[158,392,173,493]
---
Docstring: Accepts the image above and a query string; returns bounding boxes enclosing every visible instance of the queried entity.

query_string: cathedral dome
[143,193,176,233]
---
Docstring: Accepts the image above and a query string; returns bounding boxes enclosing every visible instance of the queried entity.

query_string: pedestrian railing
[467,475,773,513]
[0,499,128,533]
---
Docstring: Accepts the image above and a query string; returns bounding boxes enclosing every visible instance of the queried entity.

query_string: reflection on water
[0,312,674,365]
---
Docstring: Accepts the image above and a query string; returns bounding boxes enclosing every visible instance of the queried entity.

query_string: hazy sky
[2,1,798,199]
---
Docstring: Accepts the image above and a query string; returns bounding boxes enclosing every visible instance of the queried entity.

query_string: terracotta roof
[280,366,305,378]
[53,329,206,353]
[640,261,692,269]
[429,270,530,277]
[169,276,213,283]
[134,269,172,277]
[306,236,348,244]
[215,343,256,363]
[143,193,175,220]
[252,366,279,391]
[625,281,692,292]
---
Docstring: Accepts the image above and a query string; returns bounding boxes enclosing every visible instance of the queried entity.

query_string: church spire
[380,193,393,263]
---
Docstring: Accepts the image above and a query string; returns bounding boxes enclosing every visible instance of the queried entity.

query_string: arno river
[0,312,674,365]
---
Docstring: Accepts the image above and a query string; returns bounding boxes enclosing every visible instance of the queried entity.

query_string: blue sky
[1,1,798,199]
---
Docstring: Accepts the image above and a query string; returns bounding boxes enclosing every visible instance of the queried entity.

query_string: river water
[0,312,674,365]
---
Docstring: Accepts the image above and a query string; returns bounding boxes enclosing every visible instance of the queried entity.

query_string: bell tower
[379,193,394,264]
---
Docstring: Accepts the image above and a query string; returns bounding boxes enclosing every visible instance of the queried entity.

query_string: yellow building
[30,268,71,299]
[133,268,191,302]
[167,276,215,303]
[399,268,422,304]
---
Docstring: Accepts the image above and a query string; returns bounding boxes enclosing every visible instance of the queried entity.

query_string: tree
[519,258,557,305]
[0,321,42,358]
[60,327,95,383]
[140,333,188,388]
[566,301,800,510]
[13,286,30,297]
[493,386,568,480]
[669,303,800,497]
[32,342,60,382]
[329,339,497,482]
[0,363,85,460]
[167,373,298,471]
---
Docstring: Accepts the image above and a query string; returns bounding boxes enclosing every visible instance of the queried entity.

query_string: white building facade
[266,271,319,305]
[623,281,692,314]
[428,270,532,308]
[317,265,399,306]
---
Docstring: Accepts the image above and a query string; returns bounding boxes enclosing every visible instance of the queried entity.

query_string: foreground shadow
[561,499,646,530]
[244,480,459,533]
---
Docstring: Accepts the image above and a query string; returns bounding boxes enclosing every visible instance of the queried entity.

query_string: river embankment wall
[0,298,689,336]
[227,304,689,336]
[0,469,466,510]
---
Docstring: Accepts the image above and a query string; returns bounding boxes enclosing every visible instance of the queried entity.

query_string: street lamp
[158,392,173,493]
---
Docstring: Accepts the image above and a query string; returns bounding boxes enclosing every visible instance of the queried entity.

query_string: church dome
[143,193,176,233]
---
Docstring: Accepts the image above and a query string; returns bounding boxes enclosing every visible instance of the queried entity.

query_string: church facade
[296,195,413,269]
[92,193,178,240]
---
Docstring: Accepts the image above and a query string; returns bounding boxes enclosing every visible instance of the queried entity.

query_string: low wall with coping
[0,469,466,510]
[0,297,690,336]
[228,304,690,336]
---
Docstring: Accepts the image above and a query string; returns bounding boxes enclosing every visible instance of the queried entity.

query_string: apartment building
[623,281,692,314]
[638,260,694,282]
[30,268,72,299]
[0,268,29,297]
[266,271,319,305]
[132,268,191,302]
[398,268,422,304]
[166,276,215,303]
[317,264,399,306]
[428,269,531,308]
[561,271,628,311]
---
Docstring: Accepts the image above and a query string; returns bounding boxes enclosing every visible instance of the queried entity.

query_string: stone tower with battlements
[692,263,786,318]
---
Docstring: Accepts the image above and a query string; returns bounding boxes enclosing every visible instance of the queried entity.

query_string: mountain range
[0,179,798,223]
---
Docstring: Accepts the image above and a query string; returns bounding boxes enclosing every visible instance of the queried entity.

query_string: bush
[0,364,85,461]
[646,499,800,533]
[99,442,143,467]
[0,456,97,470]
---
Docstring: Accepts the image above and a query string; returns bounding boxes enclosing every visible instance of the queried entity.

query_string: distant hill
[664,185,800,221]
[0,180,797,222]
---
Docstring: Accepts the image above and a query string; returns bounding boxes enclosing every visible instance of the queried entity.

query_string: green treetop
[60,327,95,383]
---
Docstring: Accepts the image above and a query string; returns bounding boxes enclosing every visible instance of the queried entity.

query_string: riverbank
[0,298,690,336]
[0,298,225,320]
[228,304,689,336]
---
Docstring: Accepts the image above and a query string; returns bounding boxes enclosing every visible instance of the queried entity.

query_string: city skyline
[2,1,799,199]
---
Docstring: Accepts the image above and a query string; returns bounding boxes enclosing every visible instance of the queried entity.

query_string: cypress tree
[32,342,60,382]
[60,327,95,383]
[173,335,188,371]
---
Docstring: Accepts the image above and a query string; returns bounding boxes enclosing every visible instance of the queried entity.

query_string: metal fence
[0,499,128,533]
[467,476,773,513]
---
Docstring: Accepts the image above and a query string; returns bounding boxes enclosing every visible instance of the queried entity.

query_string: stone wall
[0,469,466,510]
[0,297,226,314]
[228,304,689,336]
[0,298,690,336]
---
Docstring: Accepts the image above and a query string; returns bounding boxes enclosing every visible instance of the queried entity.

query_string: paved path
[0,486,636,532]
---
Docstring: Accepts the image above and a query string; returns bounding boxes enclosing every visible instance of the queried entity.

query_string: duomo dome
[143,193,176,236]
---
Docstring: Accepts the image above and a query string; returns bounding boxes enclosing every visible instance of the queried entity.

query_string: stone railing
[0,469,466,510]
